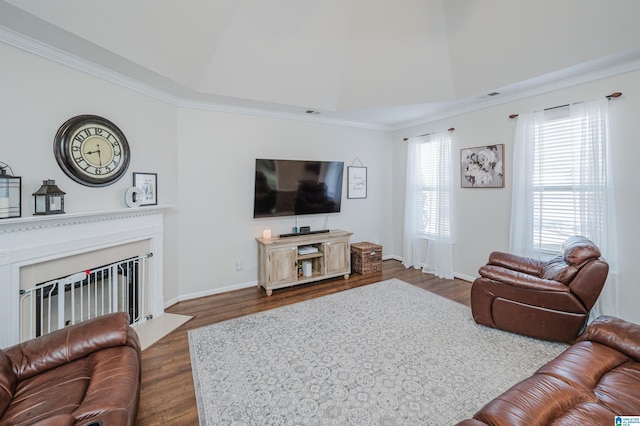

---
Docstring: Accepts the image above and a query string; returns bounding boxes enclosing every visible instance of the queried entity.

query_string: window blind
[532,110,606,253]
[412,138,451,238]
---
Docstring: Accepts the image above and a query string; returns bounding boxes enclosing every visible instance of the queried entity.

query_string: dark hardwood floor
[136,259,472,425]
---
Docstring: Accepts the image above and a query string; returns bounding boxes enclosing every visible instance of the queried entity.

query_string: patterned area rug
[188,279,567,425]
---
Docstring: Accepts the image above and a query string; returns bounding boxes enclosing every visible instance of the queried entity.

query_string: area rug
[188,279,568,425]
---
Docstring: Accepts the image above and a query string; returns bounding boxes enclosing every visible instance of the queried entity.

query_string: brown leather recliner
[471,236,609,342]
[457,315,640,425]
[0,312,141,425]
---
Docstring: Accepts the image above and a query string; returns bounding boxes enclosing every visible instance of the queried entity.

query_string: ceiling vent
[478,91,501,99]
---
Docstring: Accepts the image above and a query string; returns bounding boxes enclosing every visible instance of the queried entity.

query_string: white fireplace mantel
[0,206,172,348]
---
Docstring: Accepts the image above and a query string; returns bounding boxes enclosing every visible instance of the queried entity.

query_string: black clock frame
[54,115,131,187]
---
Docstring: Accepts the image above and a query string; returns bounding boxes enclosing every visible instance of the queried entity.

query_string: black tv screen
[254,159,344,218]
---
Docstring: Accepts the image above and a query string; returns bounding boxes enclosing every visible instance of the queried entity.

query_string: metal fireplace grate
[19,253,153,342]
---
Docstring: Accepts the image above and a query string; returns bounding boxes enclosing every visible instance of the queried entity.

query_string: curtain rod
[508,92,622,119]
[403,127,454,142]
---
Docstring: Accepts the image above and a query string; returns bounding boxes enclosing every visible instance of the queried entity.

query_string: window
[511,98,618,317]
[411,138,451,238]
[511,99,612,258]
[403,130,454,278]
[532,109,606,253]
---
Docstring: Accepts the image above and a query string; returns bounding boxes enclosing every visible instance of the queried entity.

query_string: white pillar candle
[262,229,272,239]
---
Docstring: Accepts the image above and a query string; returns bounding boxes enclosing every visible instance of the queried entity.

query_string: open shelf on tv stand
[256,230,352,296]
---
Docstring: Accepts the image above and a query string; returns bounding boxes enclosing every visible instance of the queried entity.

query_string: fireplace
[0,207,167,348]
[21,254,151,341]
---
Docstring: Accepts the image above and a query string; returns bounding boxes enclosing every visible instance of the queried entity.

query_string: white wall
[174,108,393,301]
[1,42,395,309]
[0,43,180,304]
[5,36,639,325]
[393,69,640,324]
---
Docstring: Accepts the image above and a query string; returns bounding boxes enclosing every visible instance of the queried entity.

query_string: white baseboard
[164,280,258,309]
[167,258,400,307]
[390,255,475,282]
[164,258,476,309]
[384,254,403,261]
[454,273,475,282]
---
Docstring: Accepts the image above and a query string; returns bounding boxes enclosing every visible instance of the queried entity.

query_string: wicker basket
[351,242,382,274]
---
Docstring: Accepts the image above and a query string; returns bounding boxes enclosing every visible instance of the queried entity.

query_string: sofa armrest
[6,312,140,381]
[567,259,609,310]
[487,252,544,276]
[577,315,640,361]
[478,265,571,293]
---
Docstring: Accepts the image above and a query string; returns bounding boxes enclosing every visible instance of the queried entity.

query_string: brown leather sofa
[457,315,640,425]
[471,236,609,342]
[0,312,141,426]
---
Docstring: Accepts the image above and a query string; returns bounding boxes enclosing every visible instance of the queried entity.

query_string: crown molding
[393,54,640,131]
[177,98,393,131]
[0,25,182,106]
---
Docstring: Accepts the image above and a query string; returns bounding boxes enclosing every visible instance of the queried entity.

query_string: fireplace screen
[19,253,152,342]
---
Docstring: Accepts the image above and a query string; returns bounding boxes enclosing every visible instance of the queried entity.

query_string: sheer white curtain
[509,109,544,259]
[403,131,455,279]
[510,98,619,318]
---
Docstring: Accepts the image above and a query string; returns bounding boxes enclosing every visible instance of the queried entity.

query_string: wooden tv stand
[256,230,352,296]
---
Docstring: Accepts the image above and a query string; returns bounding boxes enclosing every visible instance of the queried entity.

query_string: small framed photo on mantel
[347,166,367,199]
[133,172,158,206]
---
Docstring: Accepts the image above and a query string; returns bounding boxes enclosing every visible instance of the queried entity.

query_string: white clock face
[69,124,123,179]
[54,115,130,187]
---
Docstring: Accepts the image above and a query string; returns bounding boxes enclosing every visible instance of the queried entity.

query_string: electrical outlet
[235,260,242,271]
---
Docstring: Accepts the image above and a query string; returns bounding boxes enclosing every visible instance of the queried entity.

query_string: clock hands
[84,144,103,167]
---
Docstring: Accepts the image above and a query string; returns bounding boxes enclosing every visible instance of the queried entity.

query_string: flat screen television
[253,159,344,218]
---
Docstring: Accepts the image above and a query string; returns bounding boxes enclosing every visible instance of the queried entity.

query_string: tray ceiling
[2,0,640,127]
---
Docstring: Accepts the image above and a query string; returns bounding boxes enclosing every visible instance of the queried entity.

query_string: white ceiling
[2,0,640,128]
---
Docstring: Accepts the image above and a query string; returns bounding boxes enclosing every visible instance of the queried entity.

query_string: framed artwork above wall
[460,144,504,188]
[347,166,367,199]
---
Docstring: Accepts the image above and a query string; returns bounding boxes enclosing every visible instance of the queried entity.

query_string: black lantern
[0,162,21,219]
[33,180,65,215]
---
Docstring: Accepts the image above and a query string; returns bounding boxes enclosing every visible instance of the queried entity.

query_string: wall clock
[54,115,131,187]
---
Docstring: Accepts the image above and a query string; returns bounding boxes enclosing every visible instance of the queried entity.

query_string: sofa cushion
[487,252,544,276]
[0,349,16,417]
[6,312,134,382]
[2,345,139,426]
[457,316,640,425]
[2,355,91,425]
[458,341,640,425]
[0,313,140,426]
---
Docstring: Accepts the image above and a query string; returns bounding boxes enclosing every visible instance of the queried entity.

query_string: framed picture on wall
[460,145,504,188]
[133,172,158,205]
[347,166,367,199]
